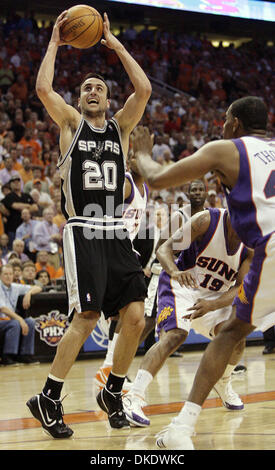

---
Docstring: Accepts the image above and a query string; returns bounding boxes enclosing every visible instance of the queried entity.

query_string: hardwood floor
[1,345,275,452]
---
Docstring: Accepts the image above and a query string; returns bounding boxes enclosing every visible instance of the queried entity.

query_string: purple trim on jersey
[157,270,178,336]
[124,173,135,205]
[223,210,241,255]
[233,233,271,324]
[144,183,149,201]
[196,208,221,256]
[222,138,263,248]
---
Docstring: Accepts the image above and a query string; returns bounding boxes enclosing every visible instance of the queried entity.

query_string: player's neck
[82,112,106,129]
[131,171,144,187]
[191,205,205,216]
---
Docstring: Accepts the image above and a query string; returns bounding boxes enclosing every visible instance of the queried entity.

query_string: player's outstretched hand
[50,10,69,46]
[187,298,214,319]
[131,126,153,158]
[170,270,198,289]
[101,13,122,50]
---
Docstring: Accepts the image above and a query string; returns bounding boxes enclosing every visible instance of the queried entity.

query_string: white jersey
[123,172,148,241]
[176,208,247,295]
[224,136,275,248]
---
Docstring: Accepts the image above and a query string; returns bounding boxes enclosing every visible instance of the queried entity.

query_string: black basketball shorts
[63,217,147,318]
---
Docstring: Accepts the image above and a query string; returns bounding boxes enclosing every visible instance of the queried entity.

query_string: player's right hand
[170,270,198,289]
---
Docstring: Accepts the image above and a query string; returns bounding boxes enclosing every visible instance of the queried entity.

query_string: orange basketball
[60,5,103,49]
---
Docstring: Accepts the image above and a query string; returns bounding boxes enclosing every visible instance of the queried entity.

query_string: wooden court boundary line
[1,390,275,432]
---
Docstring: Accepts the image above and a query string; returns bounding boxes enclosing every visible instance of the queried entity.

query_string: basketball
[60,5,103,49]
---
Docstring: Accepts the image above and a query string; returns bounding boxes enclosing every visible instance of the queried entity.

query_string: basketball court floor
[1,344,275,452]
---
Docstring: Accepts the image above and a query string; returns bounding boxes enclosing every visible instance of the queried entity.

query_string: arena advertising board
[107,0,275,22]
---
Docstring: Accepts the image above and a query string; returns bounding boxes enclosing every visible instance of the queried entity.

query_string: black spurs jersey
[57,117,126,220]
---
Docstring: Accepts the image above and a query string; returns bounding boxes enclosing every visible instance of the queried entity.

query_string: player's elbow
[36,81,51,99]
[146,174,164,190]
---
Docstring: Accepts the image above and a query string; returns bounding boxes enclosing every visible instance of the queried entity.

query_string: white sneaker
[156,418,195,450]
[213,377,244,410]
[123,393,150,427]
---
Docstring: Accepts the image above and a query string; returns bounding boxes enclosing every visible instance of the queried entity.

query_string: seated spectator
[15,207,37,261]
[0,155,20,186]
[24,166,49,194]
[9,259,23,284]
[52,200,66,228]
[18,157,33,184]
[49,171,61,201]
[0,263,42,365]
[1,175,38,247]
[0,233,10,258]
[12,239,30,263]
[32,179,53,208]
[33,207,62,270]
[21,261,36,285]
[35,251,56,280]
[35,269,51,288]
[29,188,44,219]
[205,189,222,208]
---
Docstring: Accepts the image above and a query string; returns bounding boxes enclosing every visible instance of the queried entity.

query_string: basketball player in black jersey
[26,11,151,436]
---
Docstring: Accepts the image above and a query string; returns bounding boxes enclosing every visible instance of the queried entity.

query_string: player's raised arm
[132,126,240,191]
[101,13,151,136]
[36,11,81,131]
[156,211,211,287]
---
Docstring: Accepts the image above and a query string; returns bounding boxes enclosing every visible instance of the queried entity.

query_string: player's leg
[123,327,187,426]
[212,320,246,410]
[26,309,100,439]
[156,312,254,449]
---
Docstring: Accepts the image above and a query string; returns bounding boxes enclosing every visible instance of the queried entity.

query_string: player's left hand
[130,126,154,158]
[187,298,214,319]
[101,13,122,50]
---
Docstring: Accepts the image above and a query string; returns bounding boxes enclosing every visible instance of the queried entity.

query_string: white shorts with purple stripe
[157,270,232,339]
[234,232,275,332]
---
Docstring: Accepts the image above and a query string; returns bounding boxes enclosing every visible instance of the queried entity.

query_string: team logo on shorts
[86,293,92,302]
[237,283,249,304]
[157,306,174,325]
[35,310,69,347]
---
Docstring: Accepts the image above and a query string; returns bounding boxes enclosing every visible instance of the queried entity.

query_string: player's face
[188,182,206,207]
[79,78,109,117]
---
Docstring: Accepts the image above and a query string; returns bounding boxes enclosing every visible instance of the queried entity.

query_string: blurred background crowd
[0,10,275,286]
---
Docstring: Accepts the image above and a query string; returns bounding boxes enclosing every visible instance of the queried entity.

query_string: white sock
[221,364,235,381]
[103,333,119,368]
[131,369,153,398]
[176,401,201,428]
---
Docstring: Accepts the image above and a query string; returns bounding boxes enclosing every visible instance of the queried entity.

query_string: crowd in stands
[0,12,274,288]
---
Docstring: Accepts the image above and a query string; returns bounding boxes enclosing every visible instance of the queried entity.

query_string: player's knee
[165,328,187,352]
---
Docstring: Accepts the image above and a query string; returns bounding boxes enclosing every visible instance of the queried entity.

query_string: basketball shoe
[123,392,150,427]
[213,376,244,410]
[26,393,74,438]
[96,387,130,429]
[94,365,132,394]
[156,418,195,450]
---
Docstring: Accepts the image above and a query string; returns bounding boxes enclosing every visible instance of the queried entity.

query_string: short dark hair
[80,73,111,99]
[230,96,267,132]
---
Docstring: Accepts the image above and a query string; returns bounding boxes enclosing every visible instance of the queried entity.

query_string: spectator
[12,239,29,263]
[0,263,41,365]
[0,59,14,94]
[205,189,222,208]
[15,207,37,261]
[0,233,10,258]
[24,166,49,194]
[35,269,51,288]
[33,207,61,270]
[18,157,33,184]
[9,259,23,284]
[35,251,56,280]
[32,179,53,208]
[0,155,20,186]
[21,261,36,285]
[1,175,38,247]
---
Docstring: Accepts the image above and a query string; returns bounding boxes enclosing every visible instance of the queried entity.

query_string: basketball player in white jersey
[123,208,252,426]
[26,11,151,436]
[94,149,149,392]
[131,96,275,449]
